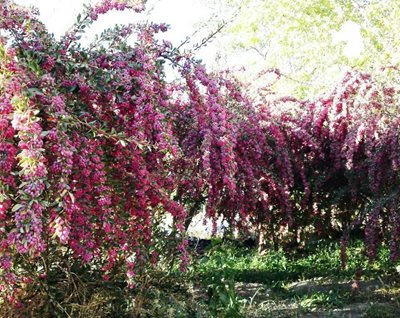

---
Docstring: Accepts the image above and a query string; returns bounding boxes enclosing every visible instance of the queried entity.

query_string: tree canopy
[200,0,400,98]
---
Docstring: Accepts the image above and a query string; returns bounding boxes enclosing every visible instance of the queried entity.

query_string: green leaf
[27,87,44,97]
[12,204,25,212]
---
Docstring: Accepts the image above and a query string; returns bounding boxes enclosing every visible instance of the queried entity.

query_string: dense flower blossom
[0,0,400,309]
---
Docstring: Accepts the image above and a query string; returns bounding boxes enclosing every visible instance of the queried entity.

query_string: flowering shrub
[0,0,400,313]
[0,0,250,309]
[0,0,179,304]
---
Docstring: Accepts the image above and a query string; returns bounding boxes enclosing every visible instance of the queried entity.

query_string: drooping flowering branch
[0,0,400,310]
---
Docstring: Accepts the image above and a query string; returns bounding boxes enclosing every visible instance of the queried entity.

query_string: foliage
[0,0,400,315]
[193,239,400,318]
[201,0,400,98]
[202,244,243,318]
[0,0,247,313]
[194,239,395,285]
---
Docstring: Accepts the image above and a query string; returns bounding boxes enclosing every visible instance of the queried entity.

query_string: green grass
[183,238,400,317]
[191,238,395,285]
[92,238,398,317]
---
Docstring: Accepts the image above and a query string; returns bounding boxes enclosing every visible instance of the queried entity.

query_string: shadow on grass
[193,238,397,286]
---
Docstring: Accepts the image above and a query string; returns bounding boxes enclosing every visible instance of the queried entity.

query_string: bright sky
[14,0,215,61]
[14,0,364,75]
[332,20,364,59]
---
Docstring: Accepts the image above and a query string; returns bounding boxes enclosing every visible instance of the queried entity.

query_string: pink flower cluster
[88,0,144,21]
[1,0,400,305]
[11,95,47,254]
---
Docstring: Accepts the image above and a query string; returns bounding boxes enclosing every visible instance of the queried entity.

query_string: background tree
[199,0,400,98]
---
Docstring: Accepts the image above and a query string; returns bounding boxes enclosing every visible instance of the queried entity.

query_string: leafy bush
[0,0,400,315]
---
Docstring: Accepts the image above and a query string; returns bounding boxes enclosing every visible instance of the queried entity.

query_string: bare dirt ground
[235,277,400,317]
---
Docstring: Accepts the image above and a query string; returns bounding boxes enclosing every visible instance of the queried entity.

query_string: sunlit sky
[14,0,217,62]
[14,0,364,71]
[14,0,211,39]
[332,20,364,59]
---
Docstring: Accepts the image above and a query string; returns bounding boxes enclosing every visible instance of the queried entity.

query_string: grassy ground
[179,238,400,318]
[6,238,399,317]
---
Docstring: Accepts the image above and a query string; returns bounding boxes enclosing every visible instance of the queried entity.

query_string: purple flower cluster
[88,0,144,21]
[10,95,47,254]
